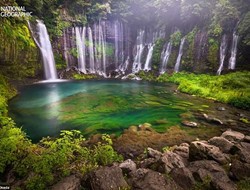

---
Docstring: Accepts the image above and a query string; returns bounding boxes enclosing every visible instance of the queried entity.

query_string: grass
[157,71,250,110]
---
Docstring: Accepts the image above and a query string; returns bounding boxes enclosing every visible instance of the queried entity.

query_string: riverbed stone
[189,141,229,164]
[181,120,198,128]
[129,168,181,190]
[51,175,81,190]
[208,136,234,153]
[221,130,245,143]
[88,166,129,190]
[188,160,236,190]
[217,107,226,111]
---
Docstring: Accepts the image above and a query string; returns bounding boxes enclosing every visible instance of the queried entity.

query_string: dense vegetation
[157,71,250,110]
[0,74,123,189]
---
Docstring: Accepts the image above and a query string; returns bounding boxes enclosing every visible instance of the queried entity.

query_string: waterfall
[75,27,86,73]
[63,30,69,69]
[88,27,95,73]
[100,22,107,76]
[114,21,119,67]
[144,43,154,71]
[132,30,145,73]
[36,20,58,80]
[174,37,185,72]
[160,42,172,74]
[228,32,239,70]
[217,35,228,75]
[119,56,130,73]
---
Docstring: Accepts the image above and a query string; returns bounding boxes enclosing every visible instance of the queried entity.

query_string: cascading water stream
[174,37,185,72]
[160,42,172,74]
[217,35,228,75]
[144,43,154,71]
[88,27,95,73]
[36,20,58,80]
[132,30,145,73]
[75,27,87,73]
[228,32,239,70]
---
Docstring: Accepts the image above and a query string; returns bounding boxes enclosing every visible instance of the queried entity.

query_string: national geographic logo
[0,6,32,17]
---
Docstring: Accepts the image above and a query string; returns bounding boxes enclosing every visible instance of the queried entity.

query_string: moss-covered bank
[157,71,250,110]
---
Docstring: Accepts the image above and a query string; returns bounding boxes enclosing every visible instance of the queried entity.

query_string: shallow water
[10,80,195,141]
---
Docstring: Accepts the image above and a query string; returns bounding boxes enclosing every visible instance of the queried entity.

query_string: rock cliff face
[52,129,250,190]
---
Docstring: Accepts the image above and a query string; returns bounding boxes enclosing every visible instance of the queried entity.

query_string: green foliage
[237,178,250,190]
[238,12,250,45]
[151,38,165,70]
[192,175,212,190]
[170,30,182,47]
[207,38,219,69]
[73,73,97,80]
[157,71,250,110]
[0,19,39,80]
[136,71,157,81]
[240,118,249,124]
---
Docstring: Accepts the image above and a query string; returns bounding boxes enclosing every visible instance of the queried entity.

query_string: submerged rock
[202,114,223,125]
[181,120,198,128]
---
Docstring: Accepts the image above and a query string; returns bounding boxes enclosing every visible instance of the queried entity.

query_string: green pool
[9,80,192,142]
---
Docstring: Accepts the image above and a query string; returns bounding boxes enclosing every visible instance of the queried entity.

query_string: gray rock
[221,130,245,143]
[119,159,137,173]
[234,142,250,163]
[140,158,158,169]
[147,147,163,159]
[88,166,129,190]
[161,151,186,173]
[243,135,250,143]
[230,159,250,180]
[129,168,181,190]
[202,114,223,125]
[217,107,226,111]
[208,136,234,153]
[170,167,195,190]
[181,120,198,128]
[173,143,190,159]
[51,175,81,190]
[189,160,236,190]
[211,118,224,125]
[189,141,229,164]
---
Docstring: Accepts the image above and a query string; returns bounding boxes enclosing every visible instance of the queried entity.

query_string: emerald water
[9,80,193,142]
